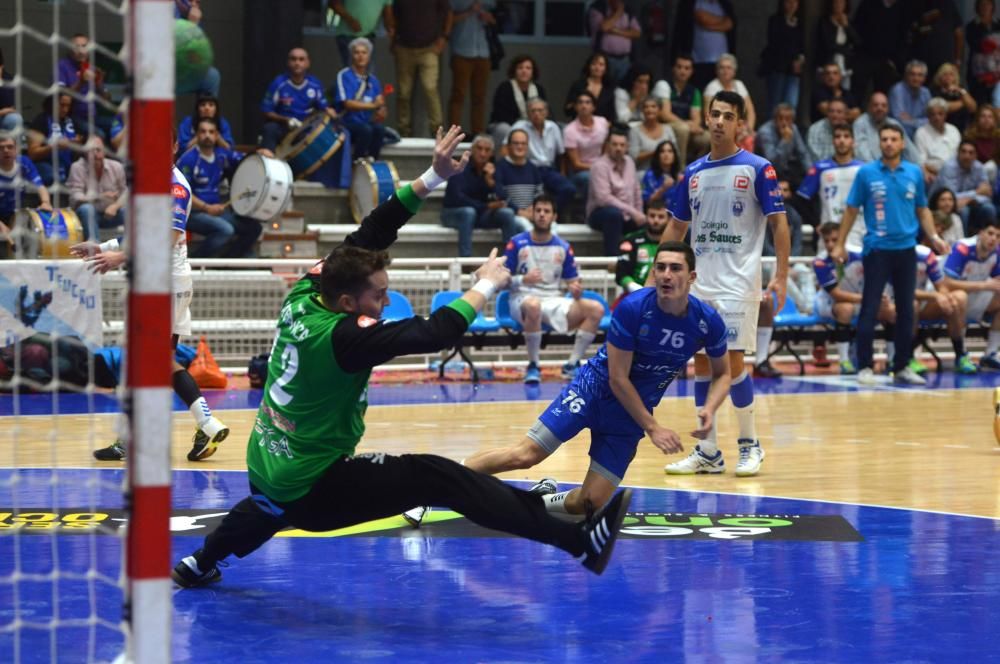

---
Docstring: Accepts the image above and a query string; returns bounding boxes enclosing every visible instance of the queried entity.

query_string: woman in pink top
[563,91,610,200]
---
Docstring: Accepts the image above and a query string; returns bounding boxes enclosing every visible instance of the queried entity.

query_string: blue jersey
[30,113,78,182]
[260,74,329,121]
[585,289,727,404]
[175,146,244,205]
[177,115,235,150]
[504,232,578,297]
[669,149,784,302]
[944,237,1000,281]
[0,157,44,216]
[332,67,382,124]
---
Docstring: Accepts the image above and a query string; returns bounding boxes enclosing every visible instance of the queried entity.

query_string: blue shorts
[530,372,645,484]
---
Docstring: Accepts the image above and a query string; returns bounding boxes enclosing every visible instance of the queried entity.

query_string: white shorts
[814,291,860,321]
[173,275,193,337]
[510,293,573,334]
[967,291,997,323]
[707,298,758,354]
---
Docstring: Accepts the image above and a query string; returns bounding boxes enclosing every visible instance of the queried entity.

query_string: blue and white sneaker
[524,362,541,385]
[980,353,1000,371]
[735,439,765,477]
[561,361,580,380]
[528,478,559,496]
[664,445,725,474]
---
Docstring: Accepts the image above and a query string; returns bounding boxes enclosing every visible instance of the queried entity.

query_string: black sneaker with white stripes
[580,488,632,575]
[171,549,223,588]
[527,477,558,497]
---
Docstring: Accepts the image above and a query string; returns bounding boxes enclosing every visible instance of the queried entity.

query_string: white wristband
[99,239,120,253]
[626,281,643,293]
[418,166,446,191]
[470,279,497,300]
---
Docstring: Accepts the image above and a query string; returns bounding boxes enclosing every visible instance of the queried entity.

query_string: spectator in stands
[757,103,811,187]
[964,105,1000,182]
[27,93,83,186]
[495,128,543,230]
[641,139,680,209]
[331,0,394,70]
[931,140,996,235]
[965,0,1000,105]
[930,63,976,132]
[904,0,963,78]
[851,0,905,97]
[109,112,125,154]
[174,1,221,97]
[942,220,1000,370]
[441,134,528,257]
[889,60,931,138]
[615,199,669,296]
[929,188,966,247]
[178,93,234,153]
[177,118,262,258]
[703,54,756,149]
[798,123,867,249]
[765,178,803,257]
[815,0,859,93]
[563,91,610,201]
[390,0,451,138]
[0,135,52,231]
[660,54,708,167]
[587,124,644,256]
[67,135,126,240]
[812,62,861,125]
[0,49,21,134]
[587,0,641,85]
[504,194,605,383]
[758,0,805,116]
[57,34,111,138]
[853,91,920,163]
[488,55,546,148]
[629,98,677,171]
[448,0,495,137]
[807,98,849,162]
[563,53,616,122]
[511,98,575,217]
[333,38,389,160]
[673,0,735,91]
[614,64,661,125]
[915,97,961,184]
[259,48,336,153]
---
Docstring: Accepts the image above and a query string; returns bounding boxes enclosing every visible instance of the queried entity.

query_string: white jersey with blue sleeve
[915,245,944,291]
[669,149,785,303]
[503,232,579,297]
[944,238,1000,282]
[171,166,193,282]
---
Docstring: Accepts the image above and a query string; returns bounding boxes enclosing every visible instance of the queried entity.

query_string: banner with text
[0,260,103,349]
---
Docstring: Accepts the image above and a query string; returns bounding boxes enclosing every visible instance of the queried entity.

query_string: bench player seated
[942,220,1000,370]
[813,222,896,374]
[913,243,974,373]
[504,194,605,384]
[407,241,731,526]
[614,199,670,301]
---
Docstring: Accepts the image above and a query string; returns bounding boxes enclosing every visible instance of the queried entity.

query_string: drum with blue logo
[10,208,85,258]
[349,160,399,223]
[276,112,346,179]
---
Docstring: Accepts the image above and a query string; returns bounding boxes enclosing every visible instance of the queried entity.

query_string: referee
[832,124,949,385]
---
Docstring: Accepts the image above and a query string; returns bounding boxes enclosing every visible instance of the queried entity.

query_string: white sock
[568,330,597,364]
[988,330,1000,356]
[189,397,212,428]
[886,341,895,367]
[836,341,850,362]
[525,331,542,365]
[697,421,719,456]
[734,403,756,442]
[543,490,571,514]
[755,326,773,365]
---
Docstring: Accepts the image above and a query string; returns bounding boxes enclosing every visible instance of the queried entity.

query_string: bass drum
[276,112,347,179]
[230,154,294,222]
[350,160,399,223]
[9,208,85,258]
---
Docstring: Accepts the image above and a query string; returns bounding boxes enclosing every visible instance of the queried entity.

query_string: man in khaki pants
[390,0,452,137]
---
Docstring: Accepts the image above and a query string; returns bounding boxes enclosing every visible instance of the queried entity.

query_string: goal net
[0,1,173,662]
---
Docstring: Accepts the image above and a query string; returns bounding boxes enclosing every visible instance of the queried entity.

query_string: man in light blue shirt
[930,140,996,235]
[449,0,495,136]
[889,60,931,138]
[832,124,948,385]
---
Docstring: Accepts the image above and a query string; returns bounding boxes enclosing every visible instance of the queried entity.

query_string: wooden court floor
[6,386,1000,519]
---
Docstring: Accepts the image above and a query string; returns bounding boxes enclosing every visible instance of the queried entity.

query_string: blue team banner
[0,260,103,349]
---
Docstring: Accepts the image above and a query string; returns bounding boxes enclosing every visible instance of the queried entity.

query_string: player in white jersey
[71,136,229,461]
[661,90,791,477]
[503,194,605,384]
[796,123,866,249]
[912,244,975,374]
[942,221,1000,370]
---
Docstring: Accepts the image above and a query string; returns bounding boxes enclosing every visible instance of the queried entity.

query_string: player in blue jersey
[453,241,732,517]
[259,48,338,152]
[503,194,605,383]
[942,220,1000,370]
[661,90,791,477]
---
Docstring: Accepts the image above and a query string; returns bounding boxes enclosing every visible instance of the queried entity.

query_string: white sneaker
[664,445,725,475]
[735,439,765,477]
[857,368,877,386]
[893,366,927,386]
[402,505,429,528]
